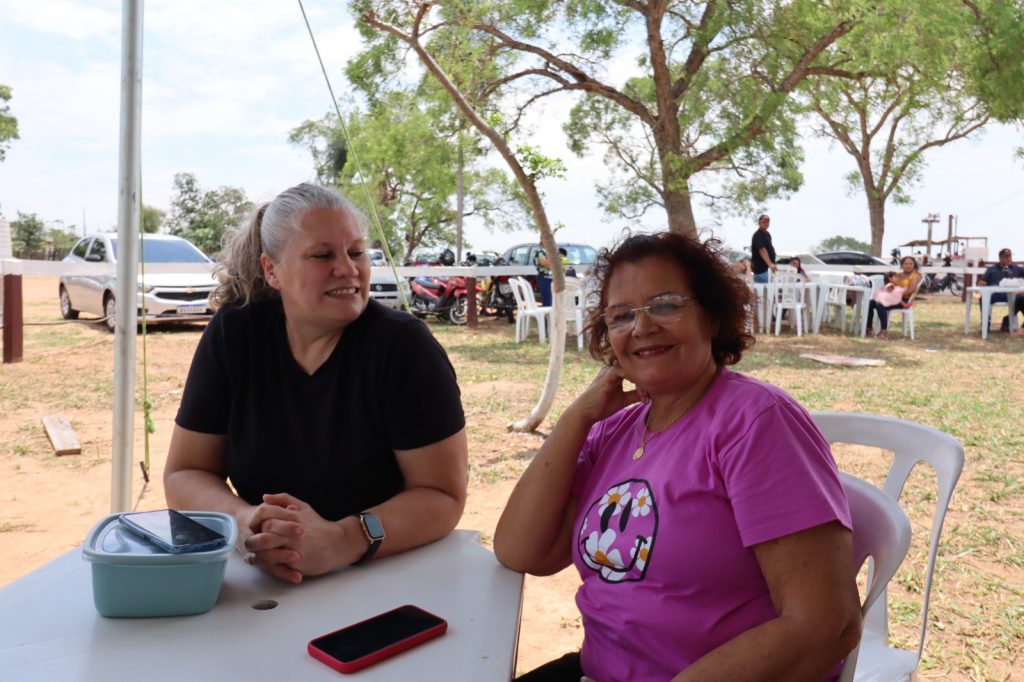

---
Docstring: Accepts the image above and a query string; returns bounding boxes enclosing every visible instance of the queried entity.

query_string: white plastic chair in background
[509,277,551,343]
[883,275,925,340]
[772,272,809,336]
[812,412,965,682]
[562,278,586,351]
[837,472,914,682]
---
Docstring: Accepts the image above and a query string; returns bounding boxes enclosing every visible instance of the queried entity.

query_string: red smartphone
[308,604,448,674]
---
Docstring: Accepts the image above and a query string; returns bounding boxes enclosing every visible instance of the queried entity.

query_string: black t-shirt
[751,229,775,274]
[175,298,465,521]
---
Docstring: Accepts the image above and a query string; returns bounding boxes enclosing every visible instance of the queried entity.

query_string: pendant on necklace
[632,445,645,460]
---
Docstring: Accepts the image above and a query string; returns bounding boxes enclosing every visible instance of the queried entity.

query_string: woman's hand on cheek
[573,364,642,425]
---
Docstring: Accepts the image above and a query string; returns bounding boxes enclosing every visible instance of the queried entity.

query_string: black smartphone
[118,509,227,554]
[308,605,448,674]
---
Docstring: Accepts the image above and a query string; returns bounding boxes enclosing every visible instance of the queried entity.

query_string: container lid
[82,511,238,566]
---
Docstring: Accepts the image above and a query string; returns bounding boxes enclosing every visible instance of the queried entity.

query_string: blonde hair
[210,183,368,309]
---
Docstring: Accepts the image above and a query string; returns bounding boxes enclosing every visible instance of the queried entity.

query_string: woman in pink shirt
[495,232,862,681]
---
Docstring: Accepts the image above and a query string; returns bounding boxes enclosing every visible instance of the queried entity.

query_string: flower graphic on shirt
[582,528,624,572]
[630,486,652,517]
[578,479,659,584]
[631,535,653,573]
[598,483,631,517]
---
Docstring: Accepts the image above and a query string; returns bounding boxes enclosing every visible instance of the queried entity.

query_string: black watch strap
[351,512,384,566]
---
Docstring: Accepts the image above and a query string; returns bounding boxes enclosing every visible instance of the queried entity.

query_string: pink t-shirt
[570,368,851,682]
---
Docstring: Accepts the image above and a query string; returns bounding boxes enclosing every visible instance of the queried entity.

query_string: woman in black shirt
[164,183,467,583]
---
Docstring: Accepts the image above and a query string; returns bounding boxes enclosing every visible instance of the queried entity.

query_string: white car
[368,248,410,311]
[59,233,217,332]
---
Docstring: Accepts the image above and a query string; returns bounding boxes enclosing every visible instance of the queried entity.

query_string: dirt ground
[0,276,579,675]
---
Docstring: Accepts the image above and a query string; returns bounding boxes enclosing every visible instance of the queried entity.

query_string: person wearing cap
[978,248,1024,332]
[750,214,776,284]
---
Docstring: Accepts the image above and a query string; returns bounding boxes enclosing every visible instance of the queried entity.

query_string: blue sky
[2,0,1022,260]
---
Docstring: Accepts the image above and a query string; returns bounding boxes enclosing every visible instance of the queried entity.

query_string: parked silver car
[367,248,411,310]
[59,234,217,332]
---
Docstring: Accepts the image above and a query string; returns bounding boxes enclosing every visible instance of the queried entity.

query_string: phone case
[307,605,447,674]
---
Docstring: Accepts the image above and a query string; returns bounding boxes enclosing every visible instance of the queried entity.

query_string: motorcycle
[922,271,962,296]
[409,273,480,325]
[479,257,516,323]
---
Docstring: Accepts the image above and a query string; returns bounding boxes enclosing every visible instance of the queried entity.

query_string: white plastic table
[815,283,872,336]
[964,285,1023,339]
[0,530,523,681]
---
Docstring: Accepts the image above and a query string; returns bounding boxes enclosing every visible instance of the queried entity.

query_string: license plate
[176,304,206,314]
[498,283,511,294]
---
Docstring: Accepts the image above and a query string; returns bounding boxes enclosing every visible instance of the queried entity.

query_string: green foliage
[816,235,872,253]
[11,212,45,257]
[963,0,1024,123]
[165,173,252,257]
[290,90,527,260]
[0,84,18,162]
[355,0,878,233]
[46,222,80,255]
[806,0,992,251]
[141,205,163,234]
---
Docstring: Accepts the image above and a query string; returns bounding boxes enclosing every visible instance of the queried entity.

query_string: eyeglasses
[602,293,693,333]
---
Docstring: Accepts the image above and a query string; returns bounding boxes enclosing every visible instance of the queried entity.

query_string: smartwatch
[351,512,385,566]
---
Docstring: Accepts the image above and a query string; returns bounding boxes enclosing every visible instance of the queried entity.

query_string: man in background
[750,214,777,284]
[978,247,1024,332]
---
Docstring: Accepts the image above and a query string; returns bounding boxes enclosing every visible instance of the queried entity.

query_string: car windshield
[110,238,210,263]
[563,245,597,264]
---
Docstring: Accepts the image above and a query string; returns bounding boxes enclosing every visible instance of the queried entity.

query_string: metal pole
[111,0,143,513]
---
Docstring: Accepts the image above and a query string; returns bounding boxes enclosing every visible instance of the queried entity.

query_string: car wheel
[103,293,117,333]
[59,285,79,320]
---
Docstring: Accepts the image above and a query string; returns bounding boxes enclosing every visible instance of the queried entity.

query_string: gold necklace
[632,368,719,461]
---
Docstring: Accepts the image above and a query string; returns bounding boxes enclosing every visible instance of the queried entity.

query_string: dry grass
[1,278,1022,680]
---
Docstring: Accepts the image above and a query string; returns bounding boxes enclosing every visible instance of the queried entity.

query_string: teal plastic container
[82,511,238,618]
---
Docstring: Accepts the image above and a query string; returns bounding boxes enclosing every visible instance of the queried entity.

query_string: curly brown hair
[584,232,755,366]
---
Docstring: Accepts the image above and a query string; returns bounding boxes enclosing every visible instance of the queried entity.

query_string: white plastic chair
[884,275,925,340]
[562,278,586,351]
[837,472,913,682]
[509,277,551,343]
[772,273,809,336]
[812,413,965,682]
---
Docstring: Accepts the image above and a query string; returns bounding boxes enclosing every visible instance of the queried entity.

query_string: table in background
[0,530,523,681]
[812,283,872,336]
[964,285,1024,339]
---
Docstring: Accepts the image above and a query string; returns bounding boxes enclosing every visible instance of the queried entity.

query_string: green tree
[0,84,18,162]
[962,0,1024,123]
[356,1,883,236]
[47,220,80,258]
[142,205,164,234]
[807,1,990,256]
[815,235,872,253]
[11,212,45,257]
[166,173,252,257]
[289,92,527,261]
[358,5,583,431]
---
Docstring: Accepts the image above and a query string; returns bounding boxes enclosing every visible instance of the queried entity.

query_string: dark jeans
[867,299,903,331]
[515,652,583,681]
[980,293,1024,324]
[537,275,553,307]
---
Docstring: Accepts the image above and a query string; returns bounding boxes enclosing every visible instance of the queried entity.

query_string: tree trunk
[867,194,886,257]
[664,179,697,236]
[363,10,566,433]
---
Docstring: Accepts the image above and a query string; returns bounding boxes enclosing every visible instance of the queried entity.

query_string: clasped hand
[237,493,360,584]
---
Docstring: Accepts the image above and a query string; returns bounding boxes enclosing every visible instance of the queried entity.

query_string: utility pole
[921,212,940,258]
